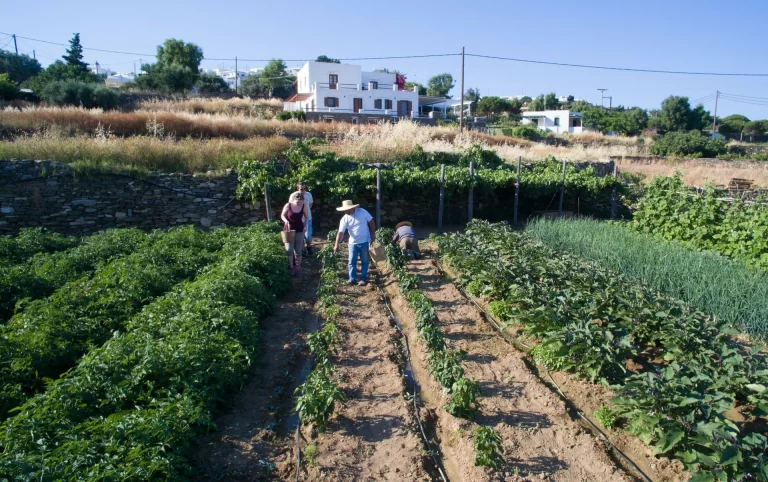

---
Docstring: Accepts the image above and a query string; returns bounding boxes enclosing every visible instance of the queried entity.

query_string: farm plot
[291,244,431,481]
[435,220,768,482]
[380,244,629,481]
[0,223,289,480]
[0,228,79,267]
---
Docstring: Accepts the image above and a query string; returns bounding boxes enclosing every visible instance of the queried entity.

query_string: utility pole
[712,90,719,135]
[597,88,608,109]
[235,57,238,93]
[459,47,465,134]
[12,34,18,55]
[608,96,612,111]
[32,50,35,60]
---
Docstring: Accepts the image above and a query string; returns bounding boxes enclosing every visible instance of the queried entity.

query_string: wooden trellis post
[438,164,445,234]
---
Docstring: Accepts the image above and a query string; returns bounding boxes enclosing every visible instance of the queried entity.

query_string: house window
[554,118,560,126]
[374,99,382,109]
[384,99,392,109]
[571,118,582,127]
[371,81,378,89]
[368,119,378,125]
[329,74,338,89]
[324,97,339,108]
[352,117,359,125]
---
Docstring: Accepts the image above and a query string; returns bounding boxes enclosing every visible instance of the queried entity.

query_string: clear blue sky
[3,0,767,119]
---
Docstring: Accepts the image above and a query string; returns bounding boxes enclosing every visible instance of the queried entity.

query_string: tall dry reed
[137,97,284,118]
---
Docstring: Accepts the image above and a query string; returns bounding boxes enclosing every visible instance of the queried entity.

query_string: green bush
[276,111,293,121]
[649,131,727,158]
[0,73,20,101]
[40,80,119,109]
[511,124,542,141]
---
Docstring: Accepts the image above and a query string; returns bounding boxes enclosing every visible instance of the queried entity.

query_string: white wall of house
[287,62,419,117]
[522,110,583,134]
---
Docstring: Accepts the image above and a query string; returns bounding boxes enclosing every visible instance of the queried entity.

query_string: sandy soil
[383,256,632,482]
[193,249,320,480]
[295,264,431,482]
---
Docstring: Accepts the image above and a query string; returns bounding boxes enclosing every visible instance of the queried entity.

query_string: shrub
[511,124,542,141]
[0,73,19,101]
[40,80,119,110]
[276,111,293,121]
[649,131,727,158]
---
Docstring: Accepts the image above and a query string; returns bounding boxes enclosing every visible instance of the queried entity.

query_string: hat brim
[395,221,412,229]
[336,204,360,211]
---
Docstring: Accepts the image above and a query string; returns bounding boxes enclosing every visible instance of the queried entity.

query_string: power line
[465,53,768,77]
[720,92,768,101]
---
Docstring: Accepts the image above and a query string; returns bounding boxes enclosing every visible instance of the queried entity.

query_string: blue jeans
[304,218,313,244]
[348,242,370,282]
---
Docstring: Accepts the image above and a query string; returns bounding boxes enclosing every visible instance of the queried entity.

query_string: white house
[522,110,583,134]
[105,73,135,86]
[283,62,420,119]
[207,69,248,90]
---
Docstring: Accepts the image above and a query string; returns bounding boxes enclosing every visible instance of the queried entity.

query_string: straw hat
[336,200,360,211]
[395,221,413,230]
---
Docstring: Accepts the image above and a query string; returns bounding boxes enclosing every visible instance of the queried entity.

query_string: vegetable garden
[436,220,768,481]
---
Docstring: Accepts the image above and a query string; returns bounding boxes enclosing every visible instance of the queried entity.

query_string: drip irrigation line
[370,258,450,482]
[431,258,653,482]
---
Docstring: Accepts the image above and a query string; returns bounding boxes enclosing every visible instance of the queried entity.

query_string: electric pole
[597,88,608,109]
[235,57,238,93]
[32,50,35,60]
[12,34,18,55]
[712,90,719,135]
[459,46,465,134]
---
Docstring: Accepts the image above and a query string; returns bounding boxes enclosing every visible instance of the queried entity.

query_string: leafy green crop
[630,174,768,271]
[0,228,78,267]
[0,223,289,479]
[472,426,505,469]
[435,220,768,480]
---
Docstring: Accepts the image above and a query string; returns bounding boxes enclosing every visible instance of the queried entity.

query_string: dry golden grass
[617,158,768,188]
[0,134,290,173]
[137,97,284,118]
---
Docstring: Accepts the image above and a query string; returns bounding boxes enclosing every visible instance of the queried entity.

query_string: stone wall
[1,160,263,235]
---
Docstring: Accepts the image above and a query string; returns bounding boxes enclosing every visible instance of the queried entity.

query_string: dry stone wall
[1,160,263,235]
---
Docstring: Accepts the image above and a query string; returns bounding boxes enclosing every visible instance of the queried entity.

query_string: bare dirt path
[383,255,631,482]
[193,250,320,481]
[295,264,432,482]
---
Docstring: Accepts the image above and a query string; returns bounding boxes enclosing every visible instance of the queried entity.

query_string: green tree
[623,107,650,135]
[0,51,42,84]
[62,33,89,73]
[259,59,295,99]
[689,104,713,131]
[544,92,559,110]
[465,88,480,113]
[718,114,750,139]
[25,60,99,93]
[744,120,768,141]
[404,82,426,95]
[195,72,230,93]
[0,73,20,100]
[156,39,203,74]
[239,73,267,97]
[528,95,545,111]
[315,55,340,64]
[40,80,118,109]
[134,63,196,93]
[477,96,515,116]
[659,95,693,132]
[426,73,455,97]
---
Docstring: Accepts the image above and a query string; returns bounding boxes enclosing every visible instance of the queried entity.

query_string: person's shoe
[306,246,313,256]
[347,279,356,285]
[358,280,367,287]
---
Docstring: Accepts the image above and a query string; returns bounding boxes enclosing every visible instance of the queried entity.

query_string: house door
[397,100,412,117]
[329,74,338,89]
[353,98,363,113]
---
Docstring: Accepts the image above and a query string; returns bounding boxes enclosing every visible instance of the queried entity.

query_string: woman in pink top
[281,192,309,275]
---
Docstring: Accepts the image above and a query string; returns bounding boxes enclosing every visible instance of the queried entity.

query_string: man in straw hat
[392,221,420,260]
[334,200,376,286]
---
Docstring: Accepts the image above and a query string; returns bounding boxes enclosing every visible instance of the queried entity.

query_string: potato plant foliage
[436,220,768,481]
[0,223,290,480]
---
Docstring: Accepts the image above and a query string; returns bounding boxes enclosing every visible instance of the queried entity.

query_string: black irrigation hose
[370,258,450,482]
[431,258,653,482]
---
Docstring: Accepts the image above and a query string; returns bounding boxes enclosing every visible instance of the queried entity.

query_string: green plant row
[0,228,149,322]
[0,228,79,268]
[526,217,768,338]
[294,243,345,433]
[237,140,621,206]
[631,174,768,271]
[0,226,234,421]
[384,243,481,420]
[0,224,290,480]
[435,220,768,481]
[383,240,505,470]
